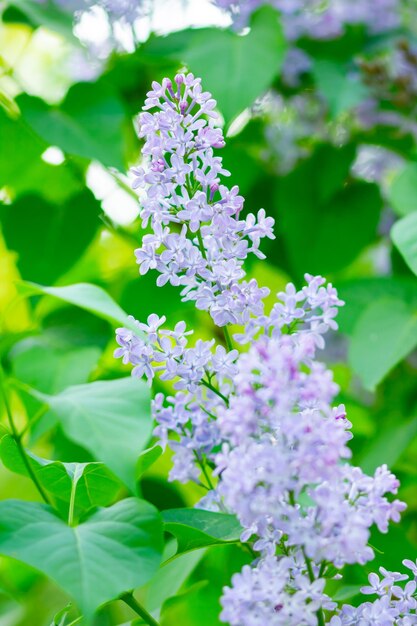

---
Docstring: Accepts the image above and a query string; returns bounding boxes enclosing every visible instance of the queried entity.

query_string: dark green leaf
[162,508,242,553]
[0,192,100,284]
[0,498,163,616]
[276,145,381,277]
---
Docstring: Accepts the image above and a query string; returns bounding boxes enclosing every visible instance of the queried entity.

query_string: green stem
[68,478,77,527]
[288,492,325,626]
[67,618,83,626]
[0,367,51,505]
[120,592,160,626]
[196,228,208,261]
[197,454,215,491]
[301,547,325,626]
[201,378,229,405]
[222,326,234,352]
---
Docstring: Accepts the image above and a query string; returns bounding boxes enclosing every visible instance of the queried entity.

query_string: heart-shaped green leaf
[0,434,121,514]
[162,508,242,553]
[0,498,163,617]
[32,378,152,491]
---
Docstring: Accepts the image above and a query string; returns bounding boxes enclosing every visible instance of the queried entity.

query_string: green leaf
[360,417,417,474]
[333,585,362,602]
[0,498,163,616]
[349,298,417,390]
[0,108,42,188]
[50,603,72,626]
[136,444,163,479]
[144,548,206,618]
[18,82,126,170]
[9,338,101,441]
[160,544,250,626]
[33,377,152,491]
[162,509,242,553]
[276,145,381,277]
[11,339,100,395]
[337,277,417,335]
[387,163,417,217]
[13,160,82,204]
[0,434,121,513]
[313,60,369,117]
[9,0,77,43]
[18,281,143,336]
[0,192,100,284]
[145,7,286,125]
[391,212,417,276]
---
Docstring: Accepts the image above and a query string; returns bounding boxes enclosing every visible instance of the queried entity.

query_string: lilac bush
[113,73,417,624]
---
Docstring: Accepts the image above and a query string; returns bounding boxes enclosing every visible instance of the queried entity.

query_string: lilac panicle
[131,73,274,327]
[114,73,408,626]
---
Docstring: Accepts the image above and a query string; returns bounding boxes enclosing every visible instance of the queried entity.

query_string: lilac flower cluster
[132,73,274,327]
[331,560,417,625]
[216,334,404,568]
[214,0,401,39]
[221,555,336,626]
[115,74,408,626]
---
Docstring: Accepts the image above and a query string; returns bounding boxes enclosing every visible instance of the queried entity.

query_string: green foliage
[0,434,121,513]
[2,1,417,624]
[388,163,417,216]
[18,83,127,170]
[8,0,77,42]
[18,281,142,334]
[391,212,417,275]
[145,7,286,125]
[0,192,100,284]
[275,145,381,277]
[0,498,163,616]
[349,298,417,390]
[313,60,369,117]
[162,509,243,553]
[34,377,152,491]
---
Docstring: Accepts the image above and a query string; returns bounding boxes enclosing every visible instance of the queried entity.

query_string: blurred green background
[2,1,417,624]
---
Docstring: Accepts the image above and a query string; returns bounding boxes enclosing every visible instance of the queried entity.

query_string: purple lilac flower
[330,561,417,624]
[220,555,335,626]
[115,74,409,626]
[131,73,274,327]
